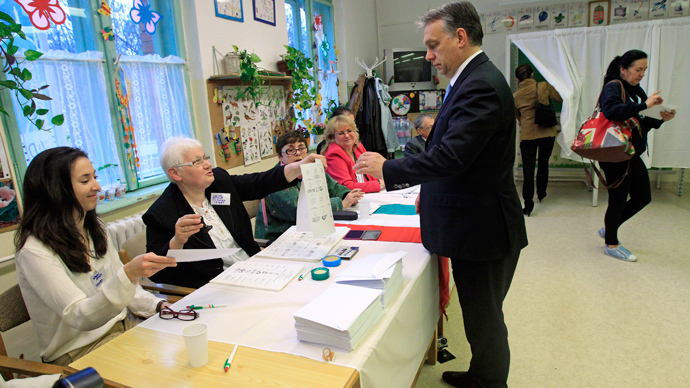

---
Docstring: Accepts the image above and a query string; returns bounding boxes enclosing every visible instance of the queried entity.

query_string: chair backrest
[243,199,261,220]
[0,285,31,360]
[121,230,147,259]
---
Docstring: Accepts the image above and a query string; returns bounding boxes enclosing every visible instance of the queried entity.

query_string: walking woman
[598,50,675,261]
[513,64,562,216]
[15,147,176,364]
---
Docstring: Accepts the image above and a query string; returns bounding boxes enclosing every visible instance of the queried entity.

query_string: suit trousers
[599,156,651,246]
[452,252,520,388]
[519,136,555,211]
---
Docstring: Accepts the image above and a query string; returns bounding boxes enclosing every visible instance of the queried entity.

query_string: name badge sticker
[211,193,231,206]
[91,269,104,289]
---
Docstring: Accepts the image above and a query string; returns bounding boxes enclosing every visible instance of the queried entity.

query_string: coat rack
[355,56,387,78]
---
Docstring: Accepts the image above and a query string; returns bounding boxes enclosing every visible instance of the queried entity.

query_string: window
[284,0,339,124]
[0,0,193,192]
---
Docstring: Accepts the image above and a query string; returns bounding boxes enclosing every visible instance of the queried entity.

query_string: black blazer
[143,166,292,288]
[382,52,528,261]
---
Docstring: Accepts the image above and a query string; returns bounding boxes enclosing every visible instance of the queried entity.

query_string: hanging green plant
[232,45,265,107]
[281,45,317,129]
[0,11,64,130]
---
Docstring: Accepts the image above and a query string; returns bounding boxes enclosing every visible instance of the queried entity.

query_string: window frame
[0,0,196,194]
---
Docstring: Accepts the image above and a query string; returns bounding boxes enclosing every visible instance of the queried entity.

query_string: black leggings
[599,157,651,246]
[520,136,555,211]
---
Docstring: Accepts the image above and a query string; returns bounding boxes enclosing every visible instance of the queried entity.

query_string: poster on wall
[517,8,534,30]
[485,11,501,34]
[588,1,610,26]
[534,6,552,29]
[629,0,650,19]
[0,133,20,233]
[551,4,569,28]
[669,0,689,16]
[649,0,668,18]
[502,9,518,33]
[611,0,632,23]
[570,2,588,27]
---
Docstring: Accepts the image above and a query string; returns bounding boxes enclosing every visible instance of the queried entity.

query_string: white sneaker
[604,245,637,262]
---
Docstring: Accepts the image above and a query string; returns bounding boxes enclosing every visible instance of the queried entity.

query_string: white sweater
[15,235,162,362]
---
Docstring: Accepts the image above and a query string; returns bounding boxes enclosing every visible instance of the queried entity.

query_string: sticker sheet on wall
[669,0,689,16]
[649,0,668,18]
[611,0,632,23]
[15,0,66,30]
[569,2,588,27]
[517,8,534,30]
[534,6,551,29]
[630,0,650,20]
[241,126,260,165]
[551,4,569,28]
[501,10,517,33]
[484,11,501,34]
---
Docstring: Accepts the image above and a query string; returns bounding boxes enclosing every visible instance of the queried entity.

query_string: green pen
[186,304,228,309]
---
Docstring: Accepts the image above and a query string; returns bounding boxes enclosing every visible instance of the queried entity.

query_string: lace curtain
[119,55,194,181]
[14,50,124,186]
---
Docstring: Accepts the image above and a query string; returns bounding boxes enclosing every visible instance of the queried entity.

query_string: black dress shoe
[522,208,531,217]
[538,193,547,202]
[442,371,473,387]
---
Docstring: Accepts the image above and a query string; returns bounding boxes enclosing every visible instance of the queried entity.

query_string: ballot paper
[296,159,335,238]
[167,248,241,262]
[335,251,406,307]
[255,226,350,262]
[642,103,677,120]
[209,261,303,291]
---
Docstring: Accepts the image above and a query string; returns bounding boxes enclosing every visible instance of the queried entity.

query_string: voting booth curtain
[509,18,690,168]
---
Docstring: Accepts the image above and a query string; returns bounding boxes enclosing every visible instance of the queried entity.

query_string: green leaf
[36,109,49,115]
[0,80,17,89]
[32,93,52,101]
[0,106,7,116]
[36,119,44,129]
[232,45,239,52]
[250,53,261,63]
[24,50,43,61]
[51,114,65,126]
[19,89,33,100]
[22,105,31,117]
[10,23,21,33]
[17,30,26,39]
[0,11,15,24]
[22,68,31,81]
[7,45,18,56]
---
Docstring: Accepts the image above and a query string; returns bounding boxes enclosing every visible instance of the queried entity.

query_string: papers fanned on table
[293,284,384,351]
[335,251,405,307]
[255,226,350,262]
[209,261,303,291]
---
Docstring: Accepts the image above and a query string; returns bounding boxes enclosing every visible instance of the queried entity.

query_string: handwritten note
[209,261,304,291]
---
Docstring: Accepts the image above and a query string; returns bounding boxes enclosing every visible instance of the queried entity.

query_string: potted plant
[98,163,120,200]
[312,122,326,144]
[281,45,317,129]
[232,45,265,107]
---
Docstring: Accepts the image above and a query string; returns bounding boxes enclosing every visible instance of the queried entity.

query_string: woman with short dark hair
[15,147,175,365]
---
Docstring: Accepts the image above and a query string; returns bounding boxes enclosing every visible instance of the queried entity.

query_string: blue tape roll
[322,255,342,267]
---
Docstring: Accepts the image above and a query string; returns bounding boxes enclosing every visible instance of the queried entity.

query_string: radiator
[107,214,145,251]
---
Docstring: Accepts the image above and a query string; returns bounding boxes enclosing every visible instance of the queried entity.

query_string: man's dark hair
[331,106,354,118]
[276,131,307,155]
[418,2,483,46]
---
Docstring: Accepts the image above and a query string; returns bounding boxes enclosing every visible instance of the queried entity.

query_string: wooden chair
[243,199,270,248]
[0,285,128,387]
[118,230,195,303]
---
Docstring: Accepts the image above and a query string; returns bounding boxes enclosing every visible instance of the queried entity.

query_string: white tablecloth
[139,190,440,388]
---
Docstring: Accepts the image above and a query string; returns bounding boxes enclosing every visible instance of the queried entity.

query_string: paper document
[256,226,350,262]
[167,248,240,262]
[296,159,335,238]
[210,261,303,291]
[643,103,677,120]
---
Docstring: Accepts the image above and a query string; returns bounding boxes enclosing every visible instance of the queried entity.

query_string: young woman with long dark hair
[15,147,176,365]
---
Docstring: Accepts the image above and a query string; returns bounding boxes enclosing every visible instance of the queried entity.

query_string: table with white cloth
[71,190,440,388]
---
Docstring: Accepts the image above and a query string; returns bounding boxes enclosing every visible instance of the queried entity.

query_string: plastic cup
[182,323,208,367]
[97,190,106,205]
[117,184,127,198]
[359,199,370,219]
[106,188,115,201]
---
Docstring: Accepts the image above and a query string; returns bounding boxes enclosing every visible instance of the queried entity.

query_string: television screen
[393,51,432,83]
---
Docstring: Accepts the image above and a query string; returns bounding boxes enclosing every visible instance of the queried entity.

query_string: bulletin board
[206,75,293,170]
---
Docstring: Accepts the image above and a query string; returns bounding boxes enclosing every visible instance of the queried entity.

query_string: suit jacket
[382,52,528,261]
[324,142,381,193]
[513,78,563,140]
[142,166,292,288]
[404,135,426,157]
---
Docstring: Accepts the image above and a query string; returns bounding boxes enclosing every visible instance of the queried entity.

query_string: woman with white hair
[143,137,325,288]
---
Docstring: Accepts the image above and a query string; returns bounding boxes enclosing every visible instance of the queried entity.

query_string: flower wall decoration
[14,0,66,31]
[130,0,162,35]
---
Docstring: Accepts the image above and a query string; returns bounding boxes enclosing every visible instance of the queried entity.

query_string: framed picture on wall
[589,0,611,26]
[253,0,276,26]
[215,0,244,22]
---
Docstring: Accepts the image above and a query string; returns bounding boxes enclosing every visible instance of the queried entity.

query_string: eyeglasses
[335,129,357,137]
[281,147,308,156]
[174,155,211,168]
[419,125,433,130]
[159,306,198,321]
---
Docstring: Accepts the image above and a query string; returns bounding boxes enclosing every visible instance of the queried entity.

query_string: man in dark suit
[404,114,434,157]
[354,3,527,387]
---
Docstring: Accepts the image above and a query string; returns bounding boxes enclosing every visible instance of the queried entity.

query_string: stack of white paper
[293,284,384,351]
[335,251,406,307]
[255,226,350,262]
